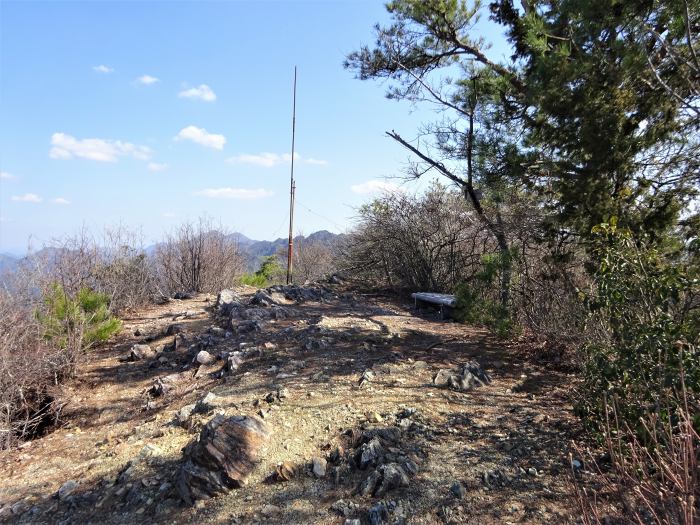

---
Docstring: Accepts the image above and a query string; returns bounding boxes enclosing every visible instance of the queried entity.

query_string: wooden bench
[411,292,457,320]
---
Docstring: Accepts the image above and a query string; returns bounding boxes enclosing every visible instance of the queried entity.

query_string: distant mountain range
[0,230,342,277]
[235,230,340,269]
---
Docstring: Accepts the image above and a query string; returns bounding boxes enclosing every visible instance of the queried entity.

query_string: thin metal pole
[286,66,297,285]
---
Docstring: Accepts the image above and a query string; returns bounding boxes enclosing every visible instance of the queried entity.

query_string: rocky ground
[0,282,584,524]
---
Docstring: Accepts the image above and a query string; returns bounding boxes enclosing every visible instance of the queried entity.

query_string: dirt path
[0,286,582,524]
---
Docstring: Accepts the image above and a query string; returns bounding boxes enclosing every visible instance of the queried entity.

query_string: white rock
[312,456,327,478]
[196,350,216,365]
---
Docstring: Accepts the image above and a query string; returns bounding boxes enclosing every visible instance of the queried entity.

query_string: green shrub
[37,283,121,356]
[239,256,284,288]
[576,221,700,437]
[239,272,268,287]
[454,251,519,338]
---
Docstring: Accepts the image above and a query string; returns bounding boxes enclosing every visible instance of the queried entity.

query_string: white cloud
[175,126,226,150]
[148,162,168,172]
[52,197,71,205]
[178,84,216,102]
[0,171,15,180]
[227,152,291,168]
[12,193,42,203]
[350,179,403,195]
[50,132,152,162]
[194,187,273,200]
[226,152,327,167]
[162,212,176,218]
[93,64,114,74]
[136,74,160,85]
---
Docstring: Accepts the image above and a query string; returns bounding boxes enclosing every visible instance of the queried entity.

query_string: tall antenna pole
[286,66,297,285]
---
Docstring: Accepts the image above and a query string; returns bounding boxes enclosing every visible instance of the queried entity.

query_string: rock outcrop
[176,415,271,505]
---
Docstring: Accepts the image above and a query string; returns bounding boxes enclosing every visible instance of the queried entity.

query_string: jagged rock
[261,504,281,516]
[209,326,226,338]
[304,337,332,351]
[356,436,383,470]
[195,350,216,365]
[195,392,220,413]
[129,344,155,361]
[432,369,452,387]
[216,289,242,314]
[57,480,78,501]
[176,404,196,427]
[227,352,244,372]
[374,463,409,497]
[362,463,410,497]
[368,502,390,525]
[450,481,466,499]
[232,320,262,335]
[165,323,184,336]
[264,386,288,404]
[150,373,184,396]
[176,415,271,505]
[359,470,382,496]
[331,499,361,517]
[312,456,327,478]
[267,284,335,303]
[433,360,491,391]
[358,369,375,388]
[236,306,290,321]
[251,290,276,307]
[329,445,345,464]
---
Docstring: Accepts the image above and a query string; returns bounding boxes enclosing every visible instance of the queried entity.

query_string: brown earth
[0,285,584,524]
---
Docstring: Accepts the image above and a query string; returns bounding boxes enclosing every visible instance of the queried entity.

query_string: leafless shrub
[341,183,589,345]
[339,184,489,292]
[276,232,338,284]
[153,217,244,295]
[0,291,65,449]
[571,373,699,525]
[93,225,155,311]
[295,239,335,283]
[24,225,155,314]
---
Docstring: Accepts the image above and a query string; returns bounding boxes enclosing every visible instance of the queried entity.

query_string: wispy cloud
[148,162,168,172]
[11,193,42,203]
[194,187,273,200]
[226,152,328,167]
[175,126,226,150]
[52,197,71,205]
[350,179,403,195]
[178,84,216,102]
[93,64,114,74]
[50,132,152,162]
[162,212,176,218]
[136,74,159,85]
[0,171,15,180]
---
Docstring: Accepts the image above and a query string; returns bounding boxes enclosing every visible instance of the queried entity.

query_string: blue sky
[0,0,508,255]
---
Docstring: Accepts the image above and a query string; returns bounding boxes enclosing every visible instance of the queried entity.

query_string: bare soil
[0,285,583,524]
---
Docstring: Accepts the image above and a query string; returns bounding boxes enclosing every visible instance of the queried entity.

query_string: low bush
[37,283,121,363]
[454,251,519,338]
[576,222,699,436]
[0,294,61,449]
[572,221,699,524]
[240,256,284,287]
[239,272,268,287]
